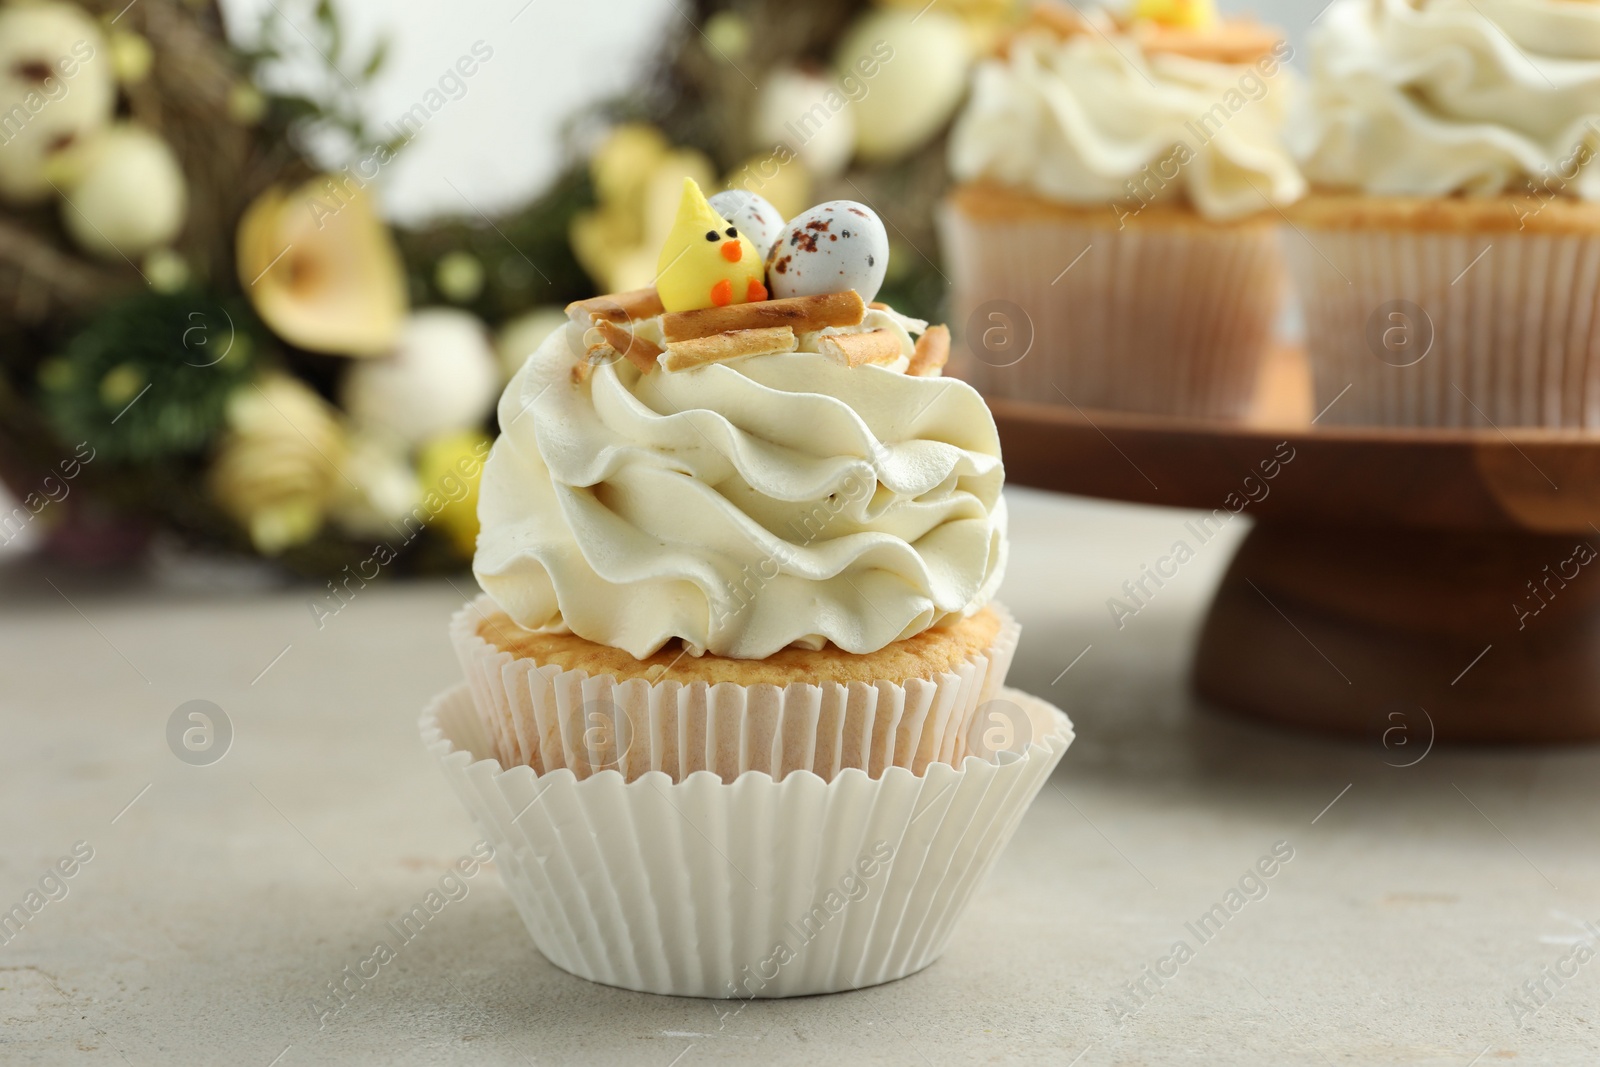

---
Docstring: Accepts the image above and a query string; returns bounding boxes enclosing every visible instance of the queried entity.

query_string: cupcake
[423,180,1073,998]
[939,0,1305,418]
[1288,0,1600,428]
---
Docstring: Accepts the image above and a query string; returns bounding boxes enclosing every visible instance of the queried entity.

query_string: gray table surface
[2,487,1596,1065]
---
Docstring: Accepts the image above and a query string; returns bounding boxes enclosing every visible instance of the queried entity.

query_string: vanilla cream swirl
[473,312,1007,660]
[948,21,1304,220]
[1295,0,1600,198]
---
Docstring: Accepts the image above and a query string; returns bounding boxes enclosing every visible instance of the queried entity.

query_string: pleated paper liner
[1285,224,1600,428]
[421,682,1073,998]
[450,595,1021,784]
[938,185,1285,419]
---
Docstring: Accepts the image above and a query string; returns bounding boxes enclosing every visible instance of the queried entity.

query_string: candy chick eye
[725,227,737,237]
[704,230,719,241]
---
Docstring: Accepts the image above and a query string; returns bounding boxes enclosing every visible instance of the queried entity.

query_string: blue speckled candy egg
[765,200,889,304]
[707,189,786,263]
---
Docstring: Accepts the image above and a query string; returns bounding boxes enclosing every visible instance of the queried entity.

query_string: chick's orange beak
[720,240,742,263]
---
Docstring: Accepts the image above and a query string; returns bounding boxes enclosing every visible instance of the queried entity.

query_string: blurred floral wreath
[0,0,1014,579]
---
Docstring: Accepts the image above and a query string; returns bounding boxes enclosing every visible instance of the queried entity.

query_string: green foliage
[236,0,393,157]
[875,259,946,328]
[396,164,598,322]
[41,292,260,465]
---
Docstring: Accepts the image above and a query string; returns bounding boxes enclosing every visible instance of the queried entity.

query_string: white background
[218,0,1317,223]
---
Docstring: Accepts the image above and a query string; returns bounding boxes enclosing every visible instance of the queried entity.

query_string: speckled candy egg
[707,189,785,263]
[766,200,888,304]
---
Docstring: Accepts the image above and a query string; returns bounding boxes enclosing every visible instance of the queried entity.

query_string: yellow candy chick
[1134,0,1217,30]
[654,178,768,313]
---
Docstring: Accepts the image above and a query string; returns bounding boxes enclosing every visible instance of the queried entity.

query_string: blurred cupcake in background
[1288,0,1600,428]
[939,0,1303,419]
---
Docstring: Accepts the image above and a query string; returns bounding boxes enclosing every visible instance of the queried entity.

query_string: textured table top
[2,487,1596,1065]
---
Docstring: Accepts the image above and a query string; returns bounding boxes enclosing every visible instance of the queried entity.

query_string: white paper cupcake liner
[938,197,1284,418]
[450,596,1021,784]
[1285,225,1600,428]
[421,681,1072,998]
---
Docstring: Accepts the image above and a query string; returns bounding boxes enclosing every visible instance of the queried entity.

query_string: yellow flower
[416,430,492,559]
[570,124,717,294]
[1134,0,1218,30]
[723,153,812,222]
[590,123,670,228]
[210,374,347,555]
[703,12,752,61]
[237,177,407,357]
[228,83,267,125]
[109,31,153,84]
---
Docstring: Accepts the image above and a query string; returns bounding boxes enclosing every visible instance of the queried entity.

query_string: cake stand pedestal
[989,364,1600,743]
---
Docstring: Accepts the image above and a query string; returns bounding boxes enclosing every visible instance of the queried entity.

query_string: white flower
[751,67,856,179]
[341,309,499,447]
[331,432,421,539]
[0,1,116,203]
[494,306,568,380]
[55,124,187,260]
[837,9,972,163]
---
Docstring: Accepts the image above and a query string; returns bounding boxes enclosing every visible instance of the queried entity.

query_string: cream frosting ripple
[1295,0,1600,198]
[948,23,1304,220]
[473,319,1007,660]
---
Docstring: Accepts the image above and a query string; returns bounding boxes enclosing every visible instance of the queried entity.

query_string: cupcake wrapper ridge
[450,596,1021,785]
[1286,225,1600,428]
[421,682,1073,998]
[939,199,1283,418]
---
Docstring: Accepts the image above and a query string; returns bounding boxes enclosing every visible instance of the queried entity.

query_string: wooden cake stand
[988,349,1600,744]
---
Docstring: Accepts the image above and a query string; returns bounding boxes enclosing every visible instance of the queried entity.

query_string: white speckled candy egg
[707,189,786,262]
[766,200,888,304]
